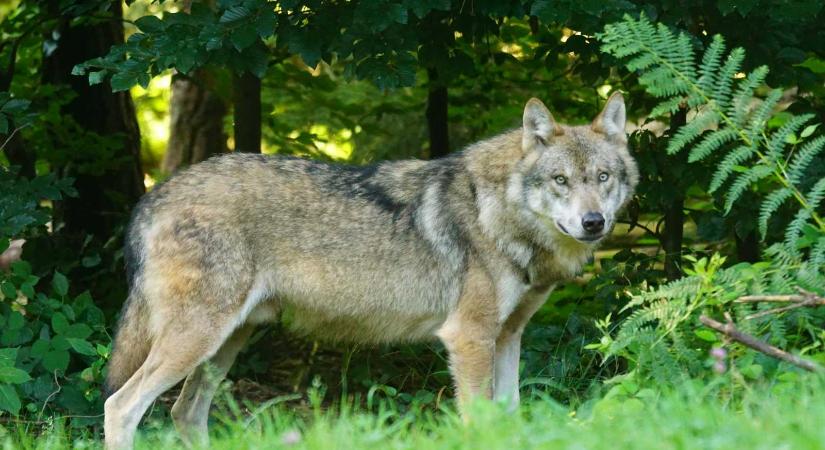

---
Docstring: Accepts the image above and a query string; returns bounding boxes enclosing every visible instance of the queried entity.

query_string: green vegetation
[1,0,825,448]
[7,379,825,449]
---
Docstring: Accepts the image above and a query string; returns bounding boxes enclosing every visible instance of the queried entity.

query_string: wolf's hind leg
[171,323,256,446]
[104,324,237,450]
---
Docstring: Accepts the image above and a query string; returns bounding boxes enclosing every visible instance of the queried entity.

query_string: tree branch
[734,288,825,320]
[699,314,823,373]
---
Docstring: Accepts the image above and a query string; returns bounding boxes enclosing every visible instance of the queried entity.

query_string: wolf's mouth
[555,220,604,243]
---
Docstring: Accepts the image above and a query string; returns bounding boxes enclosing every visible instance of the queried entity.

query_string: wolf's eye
[554,175,567,185]
[598,172,609,182]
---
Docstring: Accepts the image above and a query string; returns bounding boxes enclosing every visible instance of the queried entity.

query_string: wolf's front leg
[438,314,496,417]
[494,292,550,411]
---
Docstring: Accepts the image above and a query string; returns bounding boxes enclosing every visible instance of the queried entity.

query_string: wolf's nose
[582,212,605,233]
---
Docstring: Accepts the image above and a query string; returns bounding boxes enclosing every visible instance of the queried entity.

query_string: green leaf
[0,349,17,368]
[800,124,819,138]
[255,9,277,38]
[51,335,71,351]
[19,282,35,299]
[67,338,97,356]
[42,350,69,373]
[0,281,16,299]
[135,15,165,33]
[0,367,31,384]
[0,99,30,114]
[51,313,70,335]
[97,343,111,358]
[30,339,50,358]
[88,70,107,86]
[694,329,718,342]
[110,72,138,92]
[0,384,21,415]
[231,27,258,51]
[7,312,23,331]
[406,0,451,18]
[219,6,251,24]
[52,271,69,296]
[64,323,93,340]
[797,57,825,74]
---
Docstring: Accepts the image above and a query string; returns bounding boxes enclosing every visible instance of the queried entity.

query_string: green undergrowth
[6,375,825,450]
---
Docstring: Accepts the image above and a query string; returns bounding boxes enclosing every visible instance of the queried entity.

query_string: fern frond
[788,135,825,185]
[708,144,758,193]
[724,164,773,213]
[766,114,815,164]
[810,237,825,267]
[710,47,745,111]
[784,207,813,251]
[650,97,686,117]
[806,177,825,211]
[744,89,782,143]
[696,35,725,95]
[667,111,719,154]
[639,66,689,97]
[758,187,793,238]
[729,66,769,127]
[688,128,738,162]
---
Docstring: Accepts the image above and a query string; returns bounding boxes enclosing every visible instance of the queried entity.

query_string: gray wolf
[103,93,637,449]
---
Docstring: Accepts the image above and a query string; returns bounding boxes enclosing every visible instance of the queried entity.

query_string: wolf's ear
[592,92,626,140]
[523,98,560,148]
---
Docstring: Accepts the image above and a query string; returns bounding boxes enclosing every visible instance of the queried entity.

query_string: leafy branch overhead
[598,14,825,250]
[73,0,454,92]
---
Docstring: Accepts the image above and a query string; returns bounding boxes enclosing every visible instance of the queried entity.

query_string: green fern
[758,187,793,238]
[788,136,825,185]
[594,15,825,385]
[598,14,825,243]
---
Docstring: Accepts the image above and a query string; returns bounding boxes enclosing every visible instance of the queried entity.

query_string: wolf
[103,93,637,449]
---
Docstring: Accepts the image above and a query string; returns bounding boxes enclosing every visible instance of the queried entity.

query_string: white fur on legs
[171,324,255,446]
[104,361,194,450]
[493,332,522,410]
[104,328,230,450]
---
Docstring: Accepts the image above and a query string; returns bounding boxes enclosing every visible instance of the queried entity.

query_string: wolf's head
[510,93,638,246]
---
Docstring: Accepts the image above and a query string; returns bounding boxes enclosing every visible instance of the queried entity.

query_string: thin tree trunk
[663,107,687,280]
[662,196,685,280]
[735,231,760,263]
[42,0,143,238]
[163,72,228,173]
[425,68,449,159]
[232,71,261,153]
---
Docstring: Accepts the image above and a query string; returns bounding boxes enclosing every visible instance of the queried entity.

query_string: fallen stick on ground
[699,314,823,373]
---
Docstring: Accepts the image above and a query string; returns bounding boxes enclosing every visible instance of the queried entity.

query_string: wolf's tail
[103,293,151,399]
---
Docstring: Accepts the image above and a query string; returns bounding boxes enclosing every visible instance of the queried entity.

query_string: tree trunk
[232,71,261,153]
[663,107,687,280]
[662,196,685,280]
[162,72,228,173]
[425,68,449,159]
[41,0,143,239]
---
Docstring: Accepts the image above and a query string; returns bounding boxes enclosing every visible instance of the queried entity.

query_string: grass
[6,376,825,450]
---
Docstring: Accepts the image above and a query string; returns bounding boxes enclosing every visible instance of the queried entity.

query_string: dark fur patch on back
[317,162,407,213]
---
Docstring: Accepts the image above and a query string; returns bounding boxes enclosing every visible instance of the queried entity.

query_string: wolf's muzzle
[581,212,605,234]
